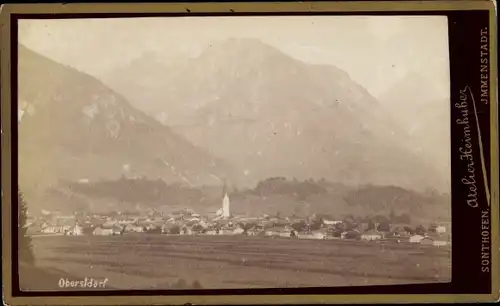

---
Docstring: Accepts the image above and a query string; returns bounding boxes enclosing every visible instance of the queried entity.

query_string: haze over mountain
[378,72,451,185]
[101,38,448,192]
[18,44,237,210]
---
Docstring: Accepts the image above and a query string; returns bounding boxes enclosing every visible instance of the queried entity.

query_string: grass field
[23,235,451,290]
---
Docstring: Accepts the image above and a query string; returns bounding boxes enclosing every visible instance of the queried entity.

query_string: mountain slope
[18,44,236,211]
[101,38,448,192]
[378,72,451,186]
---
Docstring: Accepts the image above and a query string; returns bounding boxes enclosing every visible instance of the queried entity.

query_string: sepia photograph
[16,15,453,291]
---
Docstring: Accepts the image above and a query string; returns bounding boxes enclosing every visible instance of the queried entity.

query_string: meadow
[24,235,451,290]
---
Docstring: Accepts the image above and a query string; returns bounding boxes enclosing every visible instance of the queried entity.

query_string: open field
[22,235,451,290]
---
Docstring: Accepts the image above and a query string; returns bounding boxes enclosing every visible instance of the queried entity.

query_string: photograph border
[2,1,498,305]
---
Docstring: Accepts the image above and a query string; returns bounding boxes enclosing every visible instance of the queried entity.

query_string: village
[26,191,451,247]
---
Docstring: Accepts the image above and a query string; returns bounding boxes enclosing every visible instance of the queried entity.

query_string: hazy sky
[18,15,450,98]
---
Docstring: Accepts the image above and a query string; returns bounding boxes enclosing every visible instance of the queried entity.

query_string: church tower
[221,180,231,218]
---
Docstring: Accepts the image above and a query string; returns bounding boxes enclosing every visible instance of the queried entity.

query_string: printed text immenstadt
[480,27,489,105]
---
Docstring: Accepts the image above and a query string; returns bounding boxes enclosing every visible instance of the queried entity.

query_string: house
[265,227,291,237]
[297,233,315,240]
[103,220,118,227]
[233,227,245,235]
[324,236,339,240]
[118,219,135,225]
[57,215,76,222]
[436,225,447,233]
[278,231,292,238]
[41,226,64,234]
[420,236,434,246]
[426,233,451,247]
[311,229,328,240]
[409,234,425,243]
[244,229,258,236]
[432,239,449,247]
[323,220,342,226]
[92,225,122,236]
[166,217,176,223]
[112,226,124,235]
[43,226,56,234]
[93,227,114,236]
[341,230,361,240]
[125,224,145,233]
[361,230,383,241]
[197,220,208,228]
[204,230,218,235]
[144,224,158,231]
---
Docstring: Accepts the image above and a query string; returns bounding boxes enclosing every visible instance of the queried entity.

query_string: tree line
[19,189,34,265]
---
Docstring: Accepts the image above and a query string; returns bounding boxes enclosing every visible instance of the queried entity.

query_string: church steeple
[221,179,231,218]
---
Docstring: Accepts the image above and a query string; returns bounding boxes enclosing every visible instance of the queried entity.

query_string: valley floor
[20,235,451,291]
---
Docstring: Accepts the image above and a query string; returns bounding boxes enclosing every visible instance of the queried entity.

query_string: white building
[433,240,448,247]
[216,186,232,219]
[222,193,231,218]
[93,227,114,236]
[233,227,245,235]
[409,234,425,243]
[125,224,144,233]
[323,220,343,225]
[436,226,447,233]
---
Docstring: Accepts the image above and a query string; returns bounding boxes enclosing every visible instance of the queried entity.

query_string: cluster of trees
[285,216,429,236]
[19,189,34,265]
[251,177,327,200]
[243,179,449,222]
[282,210,432,235]
[68,177,204,205]
[343,185,447,217]
[340,210,412,226]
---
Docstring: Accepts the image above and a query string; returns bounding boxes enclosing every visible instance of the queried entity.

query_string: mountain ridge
[100,38,448,193]
[18,44,238,211]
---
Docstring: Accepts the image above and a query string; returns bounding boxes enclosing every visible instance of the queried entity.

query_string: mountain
[18,45,236,211]
[378,72,451,185]
[100,38,448,192]
[100,50,193,125]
